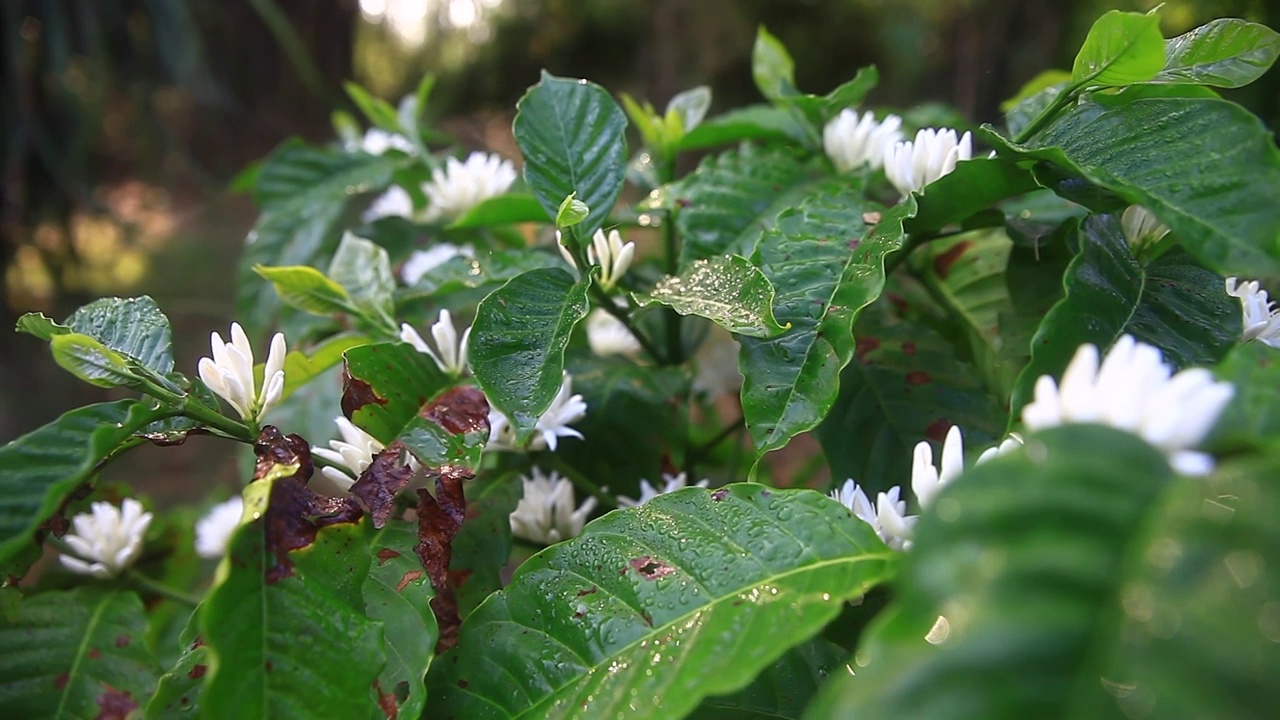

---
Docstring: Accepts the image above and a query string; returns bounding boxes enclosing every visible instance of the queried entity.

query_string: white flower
[400,244,472,285]
[617,472,710,508]
[509,467,598,545]
[59,499,153,579]
[586,308,641,357]
[883,127,973,198]
[400,309,471,376]
[423,151,516,221]
[693,337,743,398]
[828,480,914,551]
[197,322,286,425]
[195,496,244,559]
[1021,335,1234,475]
[487,372,587,452]
[350,128,415,156]
[1226,277,1280,348]
[1121,205,1171,251]
[363,185,415,223]
[588,229,635,292]
[911,425,1022,509]
[823,109,903,173]
[311,416,385,496]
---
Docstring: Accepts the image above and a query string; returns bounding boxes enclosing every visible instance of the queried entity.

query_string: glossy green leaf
[816,306,1006,497]
[1071,10,1165,87]
[808,425,1280,719]
[146,615,206,719]
[448,194,550,229]
[670,144,821,268]
[342,342,457,451]
[513,71,627,239]
[555,192,590,229]
[752,26,798,101]
[14,312,68,341]
[238,140,399,335]
[991,98,1280,274]
[0,589,159,718]
[50,333,142,389]
[469,268,590,443]
[1156,18,1280,88]
[428,484,897,719]
[690,639,850,720]
[344,81,401,132]
[666,85,712,134]
[450,472,521,617]
[327,232,396,323]
[782,67,879,134]
[903,159,1040,236]
[0,400,171,567]
[739,191,903,459]
[253,265,354,317]
[1009,214,1237,421]
[63,296,175,376]
[200,482,383,720]
[364,519,437,719]
[397,249,563,300]
[678,105,807,151]
[638,254,789,338]
[1207,341,1280,452]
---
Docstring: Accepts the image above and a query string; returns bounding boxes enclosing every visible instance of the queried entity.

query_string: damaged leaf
[415,467,472,652]
[364,520,438,720]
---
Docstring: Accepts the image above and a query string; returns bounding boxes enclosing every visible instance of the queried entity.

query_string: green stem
[689,416,745,463]
[126,569,201,607]
[547,457,618,510]
[1012,81,1083,144]
[180,395,256,442]
[660,211,684,365]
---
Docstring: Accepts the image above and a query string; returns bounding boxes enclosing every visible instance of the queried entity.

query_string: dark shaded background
[3,0,1276,498]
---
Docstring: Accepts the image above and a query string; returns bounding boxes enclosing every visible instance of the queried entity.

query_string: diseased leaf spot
[925,418,952,442]
[54,673,69,690]
[902,341,916,355]
[395,569,425,592]
[376,548,402,565]
[114,635,130,648]
[855,336,879,362]
[374,680,399,719]
[932,240,973,280]
[188,664,207,680]
[340,357,388,418]
[577,586,598,596]
[630,556,675,580]
[711,488,728,501]
[906,371,931,386]
[95,686,137,720]
[87,648,101,660]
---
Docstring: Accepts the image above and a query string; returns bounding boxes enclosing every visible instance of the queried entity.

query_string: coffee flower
[423,151,516,221]
[1021,335,1234,475]
[563,229,635,292]
[311,416,384,496]
[197,322,286,425]
[363,185,415,223]
[617,472,710,508]
[400,309,471,376]
[911,425,1022,509]
[1121,205,1171,252]
[509,467,598,545]
[59,499,153,579]
[586,308,641,357]
[488,372,587,452]
[349,128,415,156]
[823,109,903,173]
[1226,277,1280,348]
[400,244,473,286]
[195,496,244,559]
[883,127,973,198]
[829,480,913,551]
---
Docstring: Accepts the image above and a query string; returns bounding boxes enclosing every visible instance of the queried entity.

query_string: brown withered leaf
[350,445,415,529]
[254,426,363,583]
[415,466,472,651]
[420,386,490,436]
[341,357,387,418]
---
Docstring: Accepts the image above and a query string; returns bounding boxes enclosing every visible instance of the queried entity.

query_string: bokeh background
[3,0,1277,498]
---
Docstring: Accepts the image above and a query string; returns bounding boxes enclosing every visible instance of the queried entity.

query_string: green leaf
[64,296,175,376]
[670,144,821,268]
[513,71,628,239]
[146,615,207,719]
[342,342,452,441]
[427,484,897,719]
[1207,341,1280,452]
[638,255,789,338]
[555,192,590,229]
[50,333,142,388]
[752,26,798,101]
[469,268,590,443]
[1009,214,1237,421]
[808,425,1280,719]
[450,473,521,617]
[200,480,382,720]
[678,105,808,151]
[739,191,903,459]
[816,306,1006,497]
[782,67,880,134]
[1071,10,1165,88]
[253,265,355,317]
[327,232,396,323]
[0,400,170,567]
[0,589,159,718]
[689,638,850,720]
[902,158,1040,235]
[343,81,401,132]
[14,312,68,341]
[447,194,550,229]
[364,519,437,720]
[666,85,712,134]
[991,97,1280,275]
[1156,18,1280,88]
[238,140,399,335]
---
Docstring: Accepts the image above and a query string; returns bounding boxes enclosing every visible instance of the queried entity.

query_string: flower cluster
[509,467,598,545]
[424,151,517,221]
[586,308,641,357]
[197,322,286,426]
[1226,277,1280,348]
[488,372,588,452]
[617,472,710,508]
[311,416,385,496]
[59,499,153,579]
[561,228,636,293]
[884,127,973,198]
[1121,205,1170,252]
[823,109,903,173]
[400,309,472,376]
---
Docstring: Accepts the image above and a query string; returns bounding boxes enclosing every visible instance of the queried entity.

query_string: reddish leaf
[420,386,490,436]
[341,357,388,418]
[415,466,472,651]
[350,445,415,529]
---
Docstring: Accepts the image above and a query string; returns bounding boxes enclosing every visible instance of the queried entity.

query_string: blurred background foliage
[2,0,1277,491]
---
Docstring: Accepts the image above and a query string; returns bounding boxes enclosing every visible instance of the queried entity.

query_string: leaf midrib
[53,592,111,719]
